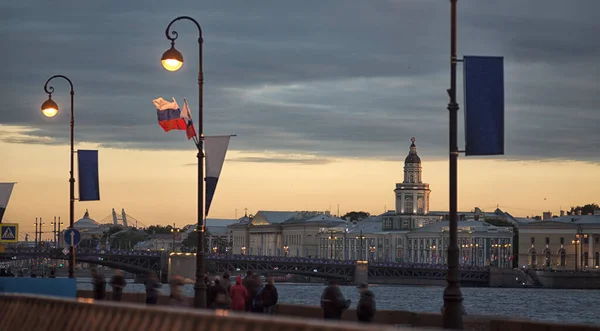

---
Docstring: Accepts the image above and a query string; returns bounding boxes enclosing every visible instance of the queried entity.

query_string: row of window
[531,236,600,245]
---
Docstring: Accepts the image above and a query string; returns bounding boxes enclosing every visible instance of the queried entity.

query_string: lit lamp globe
[161,46,184,72]
[41,98,59,118]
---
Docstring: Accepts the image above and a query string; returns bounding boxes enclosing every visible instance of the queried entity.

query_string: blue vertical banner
[463,56,505,156]
[77,150,100,201]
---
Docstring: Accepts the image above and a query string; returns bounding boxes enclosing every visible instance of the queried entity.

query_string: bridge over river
[0,249,490,285]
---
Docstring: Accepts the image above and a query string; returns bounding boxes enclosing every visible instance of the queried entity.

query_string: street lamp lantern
[161,44,184,72]
[41,97,59,117]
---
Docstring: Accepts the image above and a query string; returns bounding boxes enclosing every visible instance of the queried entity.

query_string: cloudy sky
[1,0,599,236]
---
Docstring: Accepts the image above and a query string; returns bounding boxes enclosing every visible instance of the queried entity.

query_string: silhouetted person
[144,271,161,305]
[356,284,376,322]
[169,275,187,307]
[320,280,350,320]
[230,276,248,312]
[110,269,127,301]
[243,271,260,311]
[221,272,232,308]
[49,269,56,278]
[91,269,106,300]
[260,277,278,314]
[207,276,228,309]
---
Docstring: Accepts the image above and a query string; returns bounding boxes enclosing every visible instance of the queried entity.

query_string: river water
[78,280,599,325]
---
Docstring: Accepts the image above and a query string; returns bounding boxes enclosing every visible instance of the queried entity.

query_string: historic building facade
[231,138,516,267]
[517,210,600,270]
[229,211,346,257]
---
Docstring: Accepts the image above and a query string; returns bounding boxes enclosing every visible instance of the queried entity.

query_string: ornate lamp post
[369,245,376,261]
[170,227,180,252]
[356,231,365,261]
[328,232,337,260]
[41,75,76,279]
[160,16,206,308]
[283,244,289,257]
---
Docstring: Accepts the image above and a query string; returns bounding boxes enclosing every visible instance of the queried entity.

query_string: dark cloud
[1,0,599,162]
[184,155,331,166]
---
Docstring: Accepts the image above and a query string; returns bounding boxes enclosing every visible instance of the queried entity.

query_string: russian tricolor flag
[153,97,187,132]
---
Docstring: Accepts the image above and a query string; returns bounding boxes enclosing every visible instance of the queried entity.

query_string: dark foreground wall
[76,290,600,331]
[0,293,422,331]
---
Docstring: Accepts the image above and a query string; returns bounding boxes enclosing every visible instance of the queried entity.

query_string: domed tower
[394,138,431,215]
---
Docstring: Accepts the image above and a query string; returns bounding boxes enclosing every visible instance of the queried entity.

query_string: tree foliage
[340,211,370,221]
[181,230,232,253]
[145,224,174,234]
[569,203,599,216]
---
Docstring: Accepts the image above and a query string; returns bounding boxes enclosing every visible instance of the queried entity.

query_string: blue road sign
[64,228,81,246]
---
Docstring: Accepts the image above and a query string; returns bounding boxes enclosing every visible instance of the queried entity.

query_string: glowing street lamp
[41,98,58,118]
[161,45,184,72]
[41,75,76,279]
[161,15,206,309]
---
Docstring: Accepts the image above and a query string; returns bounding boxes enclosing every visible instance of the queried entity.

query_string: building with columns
[229,211,346,257]
[517,210,600,270]
[319,217,514,266]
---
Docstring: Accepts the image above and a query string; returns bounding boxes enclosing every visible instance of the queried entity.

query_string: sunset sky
[1,0,599,239]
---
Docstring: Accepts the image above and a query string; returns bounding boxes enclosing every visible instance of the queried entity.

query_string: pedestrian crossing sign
[0,223,18,243]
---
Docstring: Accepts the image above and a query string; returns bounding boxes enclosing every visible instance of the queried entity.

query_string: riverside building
[230,138,515,267]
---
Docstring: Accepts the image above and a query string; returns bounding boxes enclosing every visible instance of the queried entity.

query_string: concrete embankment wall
[76,290,600,331]
[534,271,600,289]
[488,267,535,287]
[0,293,416,331]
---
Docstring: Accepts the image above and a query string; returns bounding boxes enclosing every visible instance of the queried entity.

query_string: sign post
[63,228,81,247]
[0,223,18,243]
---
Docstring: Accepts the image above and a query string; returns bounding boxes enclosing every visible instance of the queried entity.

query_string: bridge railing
[0,293,432,331]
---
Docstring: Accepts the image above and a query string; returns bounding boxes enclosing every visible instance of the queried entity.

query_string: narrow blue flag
[77,150,100,201]
[463,56,505,156]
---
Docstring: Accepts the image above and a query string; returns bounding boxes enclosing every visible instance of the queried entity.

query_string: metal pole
[34,218,38,249]
[164,16,206,308]
[57,218,61,248]
[443,0,464,328]
[69,83,76,279]
[43,75,75,278]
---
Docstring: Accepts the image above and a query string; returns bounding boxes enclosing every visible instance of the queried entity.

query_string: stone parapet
[74,290,600,331]
[0,293,431,331]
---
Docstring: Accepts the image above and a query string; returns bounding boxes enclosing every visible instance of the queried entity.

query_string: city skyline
[1,0,599,234]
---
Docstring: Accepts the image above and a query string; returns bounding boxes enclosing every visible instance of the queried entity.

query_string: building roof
[404,137,421,164]
[251,211,299,225]
[523,215,600,226]
[347,216,383,234]
[74,210,100,229]
[183,218,238,234]
[284,213,346,226]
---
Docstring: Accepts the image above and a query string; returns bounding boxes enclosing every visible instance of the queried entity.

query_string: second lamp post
[41,75,76,279]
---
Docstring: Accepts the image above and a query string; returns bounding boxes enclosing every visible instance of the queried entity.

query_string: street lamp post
[356,231,365,261]
[443,0,465,327]
[171,226,180,252]
[41,75,76,279]
[161,16,206,309]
